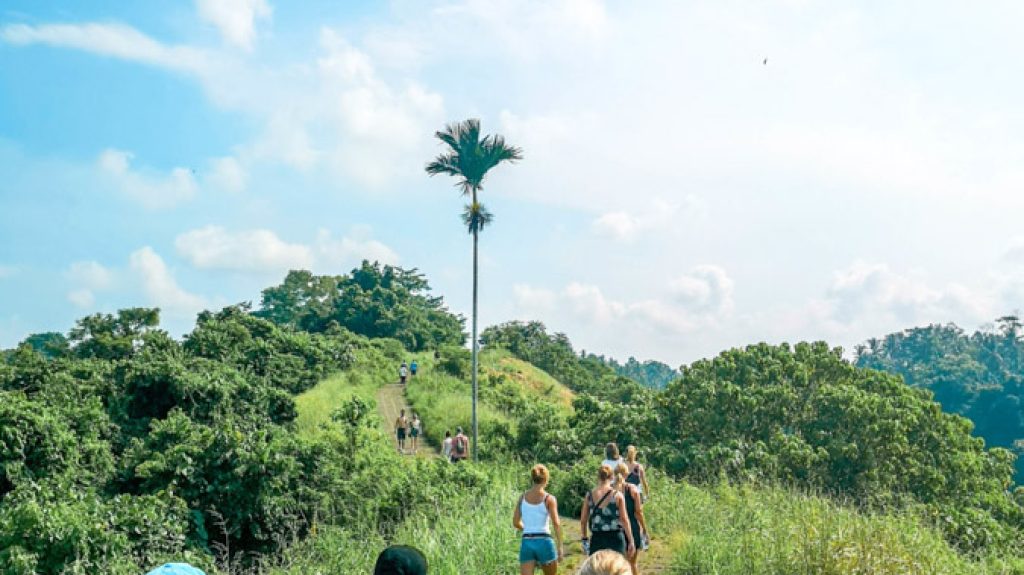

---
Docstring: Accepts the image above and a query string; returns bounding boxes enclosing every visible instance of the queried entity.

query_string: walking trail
[376,381,439,458]
[375,378,674,572]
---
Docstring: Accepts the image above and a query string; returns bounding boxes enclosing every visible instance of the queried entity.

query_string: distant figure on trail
[601,443,624,473]
[434,349,441,360]
[451,426,469,463]
[396,409,409,454]
[410,359,419,377]
[374,544,428,575]
[144,564,206,575]
[410,412,422,453]
[442,430,453,460]
[576,550,631,575]
[512,464,564,575]
[580,464,635,558]
[615,463,649,575]
[399,362,409,384]
[624,445,650,500]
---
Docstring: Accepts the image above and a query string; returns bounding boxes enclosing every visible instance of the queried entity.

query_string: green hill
[6,268,1024,574]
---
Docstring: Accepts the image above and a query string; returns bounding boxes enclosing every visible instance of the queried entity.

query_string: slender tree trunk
[471,186,479,462]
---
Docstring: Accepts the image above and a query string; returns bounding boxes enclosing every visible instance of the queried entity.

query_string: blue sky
[2,0,1024,366]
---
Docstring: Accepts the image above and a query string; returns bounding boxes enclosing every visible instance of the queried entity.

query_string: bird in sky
[763,58,768,65]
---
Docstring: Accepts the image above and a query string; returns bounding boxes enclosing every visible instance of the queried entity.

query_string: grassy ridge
[480,347,575,410]
[404,366,517,458]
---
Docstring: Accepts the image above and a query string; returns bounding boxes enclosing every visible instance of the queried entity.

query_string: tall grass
[267,465,526,575]
[641,474,1024,575]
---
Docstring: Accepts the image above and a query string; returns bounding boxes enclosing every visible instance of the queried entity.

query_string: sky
[2,0,1024,367]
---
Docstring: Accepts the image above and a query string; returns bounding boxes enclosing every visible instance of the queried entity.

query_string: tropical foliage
[856,317,1024,481]
[255,262,465,351]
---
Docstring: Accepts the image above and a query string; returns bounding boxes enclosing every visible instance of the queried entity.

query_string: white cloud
[592,212,639,241]
[1004,237,1024,267]
[0,265,15,279]
[315,227,400,271]
[67,289,95,309]
[66,260,113,290]
[196,0,271,50]
[175,226,313,273]
[98,149,198,209]
[65,260,114,308]
[204,156,247,193]
[669,265,735,316]
[0,23,208,74]
[514,265,735,337]
[592,197,708,241]
[129,247,206,316]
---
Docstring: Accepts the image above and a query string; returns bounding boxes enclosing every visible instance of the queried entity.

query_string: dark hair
[374,545,428,575]
[456,426,463,434]
[605,442,619,460]
[445,430,451,438]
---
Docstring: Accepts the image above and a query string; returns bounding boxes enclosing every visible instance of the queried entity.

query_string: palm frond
[461,201,494,234]
[425,153,462,178]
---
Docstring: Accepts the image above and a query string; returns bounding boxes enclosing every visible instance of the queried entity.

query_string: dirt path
[558,516,675,573]
[376,382,439,458]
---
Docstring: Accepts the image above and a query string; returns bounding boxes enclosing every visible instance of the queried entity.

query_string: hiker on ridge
[410,412,422,454]
[615,463,649,575]
[580,464,635,558]
[512,464,564,575]
[410,359,419,377]
[442,429,453,461]
[399,362,409,385]
[624,445,650,501]
[601,443,624,473]
[395,409,409,454]
[451,426,469,463]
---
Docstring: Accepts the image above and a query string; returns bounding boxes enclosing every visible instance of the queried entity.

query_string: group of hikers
[513,442,650,575]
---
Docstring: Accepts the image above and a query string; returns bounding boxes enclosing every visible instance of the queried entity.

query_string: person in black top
[579,464,635,557]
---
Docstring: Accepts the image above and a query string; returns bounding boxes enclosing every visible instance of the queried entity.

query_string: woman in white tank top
[512,464,564,575]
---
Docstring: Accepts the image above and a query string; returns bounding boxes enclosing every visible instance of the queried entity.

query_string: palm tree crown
[425,118,523,201]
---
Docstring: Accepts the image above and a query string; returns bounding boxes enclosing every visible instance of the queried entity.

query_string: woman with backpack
[580,464,635,558]
[451,427,469,463]
[512,464,564,575]
[615,463,649,575]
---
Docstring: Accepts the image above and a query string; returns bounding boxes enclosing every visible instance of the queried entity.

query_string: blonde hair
[605,442,620,460]
[614,463,629,492]
[577,550,631,575]
[531,464,549,485]
[626,445,638,463]
[597,464,614,482]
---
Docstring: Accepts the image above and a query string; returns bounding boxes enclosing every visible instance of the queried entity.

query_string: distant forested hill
[584,352,680,389]
[856,316,1024,479]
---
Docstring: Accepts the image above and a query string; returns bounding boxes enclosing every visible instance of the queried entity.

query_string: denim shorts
[519,536,557,565]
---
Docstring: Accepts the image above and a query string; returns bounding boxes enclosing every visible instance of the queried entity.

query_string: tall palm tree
[425,118,522,462]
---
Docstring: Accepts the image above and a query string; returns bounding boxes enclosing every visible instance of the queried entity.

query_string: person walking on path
[624,445,650,501]
[601,443,624,474]
[615,463,649,575]
[442,430,453,461]
[399,362,409,385]
[410,359,419,377]
[513,464,564,575]
[451,426,470,463]
[410,412,422,454]
[395,409,409,454]
[580,465,635,558]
